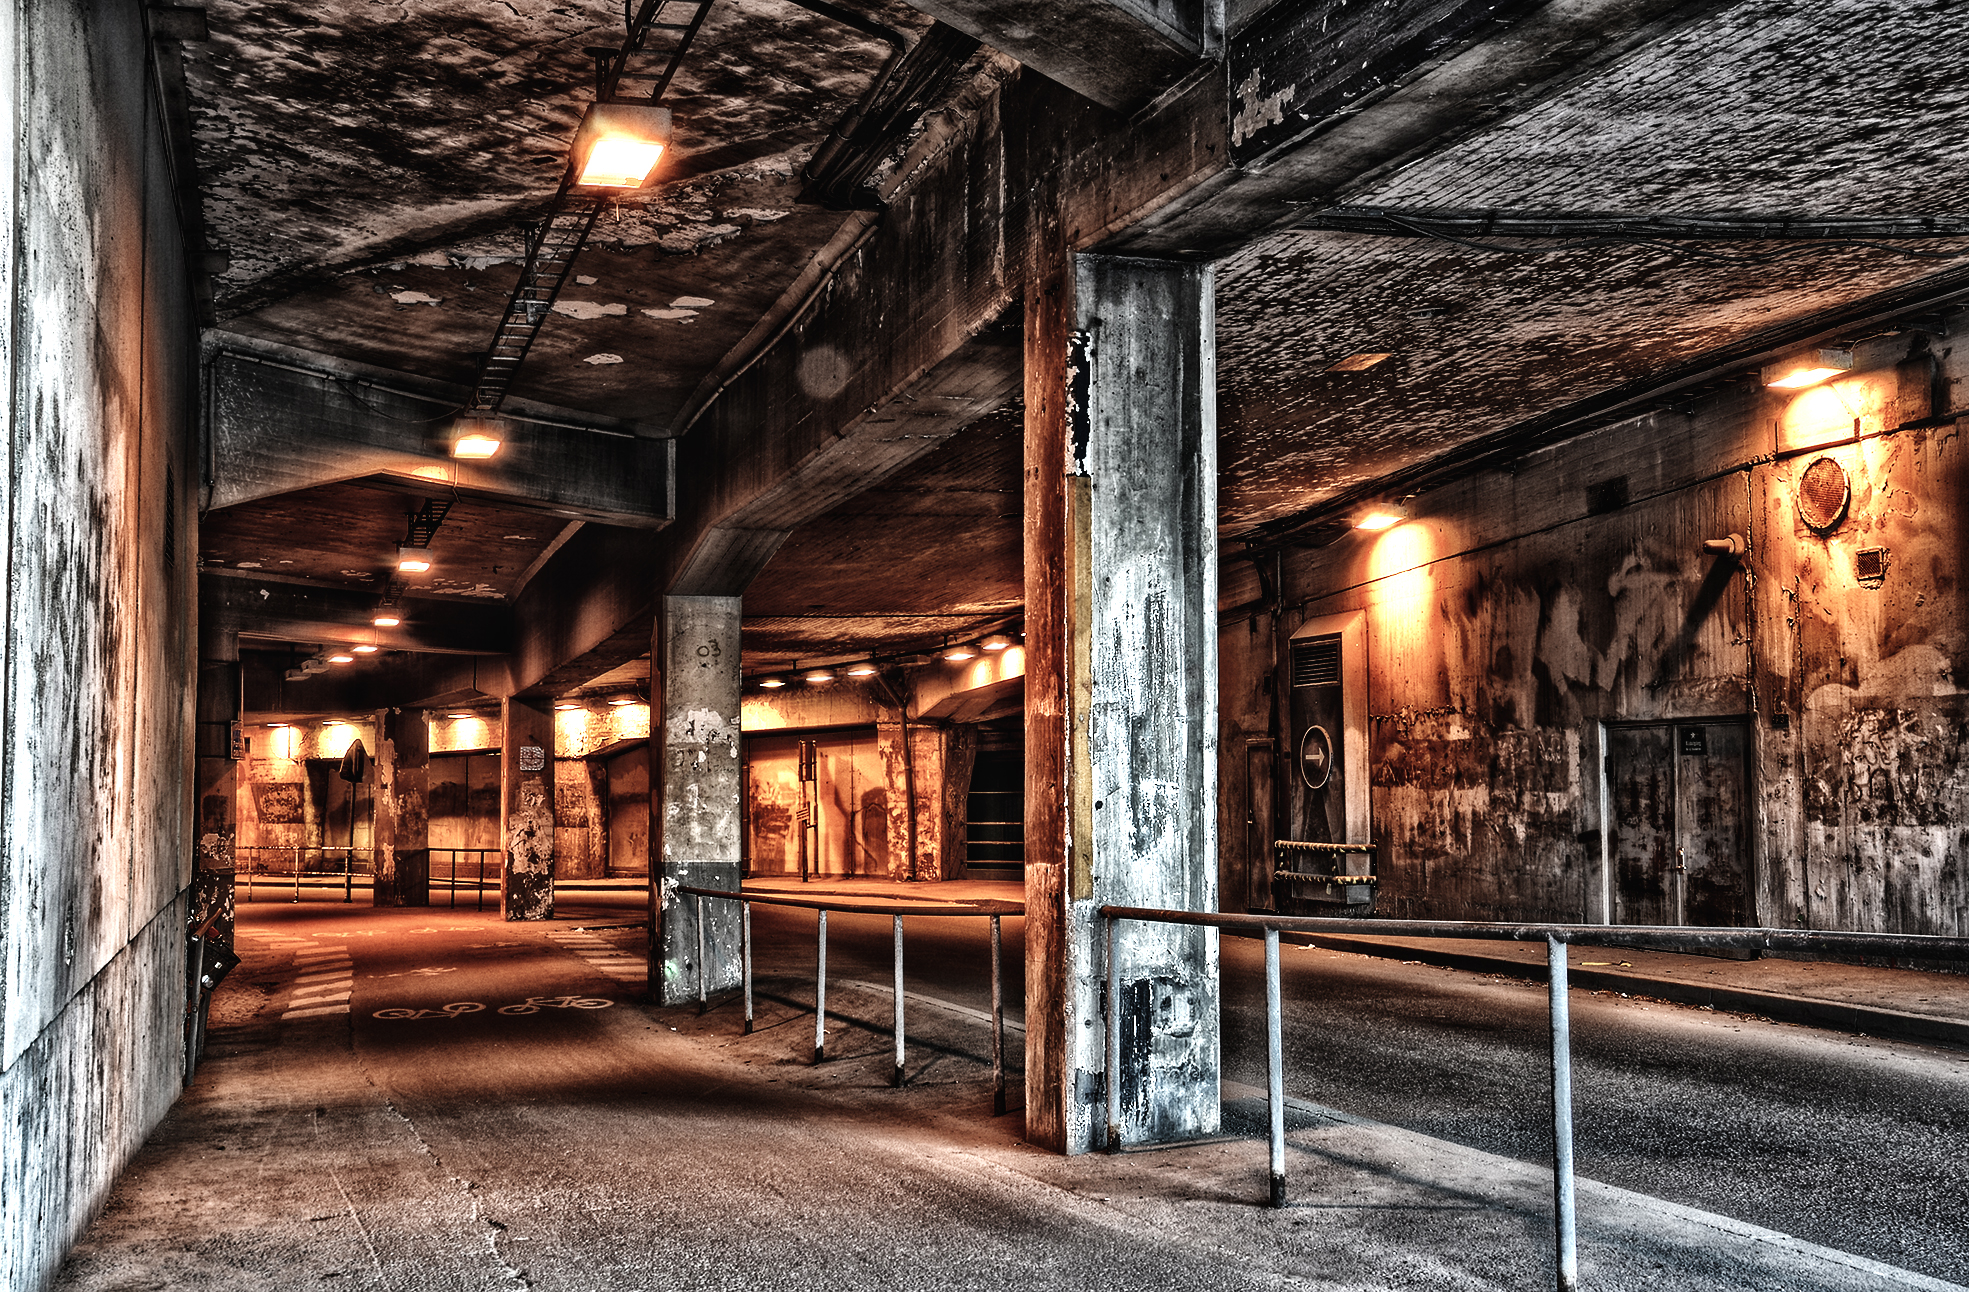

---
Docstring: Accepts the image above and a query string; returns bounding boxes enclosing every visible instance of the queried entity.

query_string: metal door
[1604,720,1751,926]
[1245,740,1274,912]
[1285,635,1344,845]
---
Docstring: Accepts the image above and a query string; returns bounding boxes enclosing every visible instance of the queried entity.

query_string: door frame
[1597,716,1756,928]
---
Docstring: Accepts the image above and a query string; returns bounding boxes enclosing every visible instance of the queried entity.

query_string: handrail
[1101,902,1969,1290]
[679,885,1016,1113]
[1097,907,1969,961]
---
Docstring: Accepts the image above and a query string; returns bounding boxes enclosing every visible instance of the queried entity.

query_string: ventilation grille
[1292,638,1341,688]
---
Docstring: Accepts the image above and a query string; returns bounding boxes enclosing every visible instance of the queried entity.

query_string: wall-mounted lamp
[451,415,508,460]
[327,652,356,665]
[1763,348,1854,390]
[445,712,477,720]
[571,103,673,190]
[1354,505,1406,531]
[396,544,433,573]
[554,701,581,711]
[607,695,639,707]
[372,612,402,628]
[943,645,978,662]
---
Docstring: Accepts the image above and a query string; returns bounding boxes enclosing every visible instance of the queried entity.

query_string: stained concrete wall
[1220,332,1969,937]
[0,3,201,1287]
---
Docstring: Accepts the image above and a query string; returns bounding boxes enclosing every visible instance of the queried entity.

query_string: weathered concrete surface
[1219,329,1969,938]
[1027,256,1220,1154]
[652,596,744,1004]
[500,699,556,920]
[205,347,675,526]
[901,0,1212,110]
[0,2,201,1287]
[372,709,430,907]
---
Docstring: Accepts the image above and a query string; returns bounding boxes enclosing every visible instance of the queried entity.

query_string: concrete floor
[54,902,1963,1291]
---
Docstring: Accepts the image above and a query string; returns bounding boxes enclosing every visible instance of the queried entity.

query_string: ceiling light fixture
[1326,352,1394,373]
[979,634,1012,652]
[327,652,355,665]
[351,644,379,655]
[446,712,477,720]
[301,658,329,674]
[1763,347,1855,390]
[571,104,673,190]
[284,668,308,682]
[608,696,639,707]
[372,612,402,628]
[758,676,786,689]
[1355,505,1406,531]
[396,544,432,573]
[943,644,977,662]
[451,414,508,460]
[554,701,581,711]
[805,669,835,684]
[844,663,878,677]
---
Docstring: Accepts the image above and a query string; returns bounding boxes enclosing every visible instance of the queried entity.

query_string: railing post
[449,851,458,909]
[1105,913,1122,1153]
[293,847,301,903]
[1266,926,1286,1208]
[814,908,828,1064]
[990,913,1005,1116]
[741,900,754,1034]
[696,893,708,1014]
[892,915,906,1087]
[1547,935,1578,1292]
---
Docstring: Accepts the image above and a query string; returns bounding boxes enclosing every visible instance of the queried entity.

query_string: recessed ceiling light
[943,646,977,662]
[844,663,878,677]
[351,644,379,654]
[1326,352,1394,373]
[758,676,786,689]
[607,696,639,706]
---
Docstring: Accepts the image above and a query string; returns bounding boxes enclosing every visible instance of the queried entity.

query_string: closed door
[1245,741,1274,912]
[1604,720,1751,926]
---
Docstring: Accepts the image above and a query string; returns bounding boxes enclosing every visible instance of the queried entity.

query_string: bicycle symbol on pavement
[372,1002,485,1021]
[370,996,613,1020]
[499,995,613,1015]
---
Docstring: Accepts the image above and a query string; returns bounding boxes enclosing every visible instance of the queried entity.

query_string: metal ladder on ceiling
[464,0,716,415]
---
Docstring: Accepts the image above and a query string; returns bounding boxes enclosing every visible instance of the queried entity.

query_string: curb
[1271,932,1969,1051]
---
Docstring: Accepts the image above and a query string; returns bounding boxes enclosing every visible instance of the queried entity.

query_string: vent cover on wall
[1797,456,1850,533]
[1292,638,1341,688]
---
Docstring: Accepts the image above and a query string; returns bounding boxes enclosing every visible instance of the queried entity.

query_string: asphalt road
[1218,933,1969,1285]
[736,901,1969,1283]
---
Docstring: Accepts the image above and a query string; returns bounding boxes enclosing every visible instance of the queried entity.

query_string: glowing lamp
[571,104,673,190]
[1763,348,1854,390]
[758,676,786,689]
[805,669,835,684]
[451,416,507,460]
[844,664,878,677]
[396,544,432,573]
[445,712,476,720]
[352,644,379,655]
[267,722,290,728]
[1355,507,1405,531]
[327,652,355,665]
[979,635,1012,652]
[608,696,639,706]
[554,702,581,711]
[373,613,402,628]
[943,645,977,662]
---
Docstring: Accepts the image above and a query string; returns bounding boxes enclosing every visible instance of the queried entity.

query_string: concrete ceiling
[189,0,1969,695]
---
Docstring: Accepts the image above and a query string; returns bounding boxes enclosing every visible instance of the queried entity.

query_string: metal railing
[431,848,502,910]
[678,886,1023,1114]
[236,846,374,903]
[1100,906,1969,1292]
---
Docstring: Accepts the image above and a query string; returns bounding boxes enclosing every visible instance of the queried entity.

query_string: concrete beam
[205,344,674,528]
[900,0,1216,110]
[201,570,512,656]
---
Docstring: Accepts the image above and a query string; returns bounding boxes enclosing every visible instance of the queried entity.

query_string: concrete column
[651,595,743,1004]
[876,721,978,881]
[373,708,430,906]
[1024,254,1220,1154]
[501,698,556,920]
[194,624,240,873]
